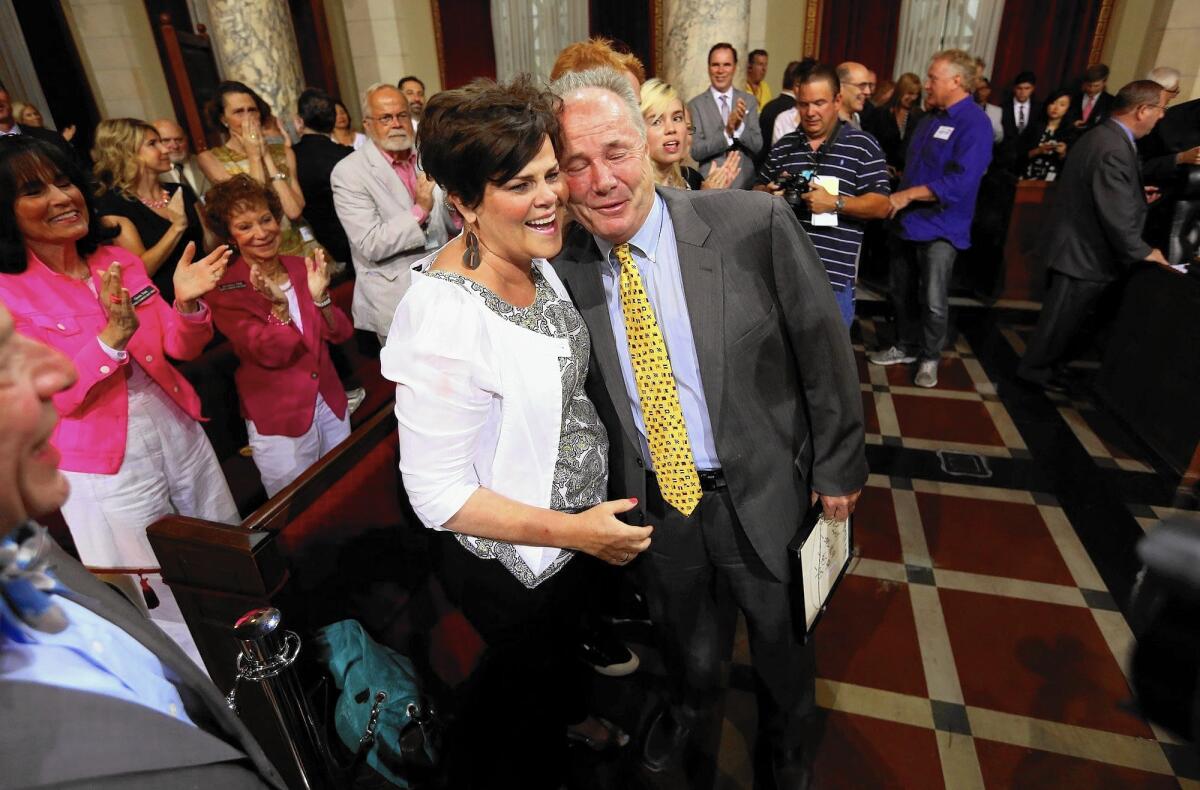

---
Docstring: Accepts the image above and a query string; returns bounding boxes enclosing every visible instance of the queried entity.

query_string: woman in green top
[198,81,316,258]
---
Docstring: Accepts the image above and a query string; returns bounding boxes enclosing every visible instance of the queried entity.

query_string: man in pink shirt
[331,83,456,341]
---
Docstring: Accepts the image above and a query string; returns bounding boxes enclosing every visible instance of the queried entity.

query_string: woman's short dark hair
[205,81,273,137]
[203,174,283,246]
[1043,89,1072,112]
[0,136,118,274]
[417,75,561,209]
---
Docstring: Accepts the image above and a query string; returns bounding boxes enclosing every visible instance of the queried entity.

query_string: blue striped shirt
[757,124,890,291]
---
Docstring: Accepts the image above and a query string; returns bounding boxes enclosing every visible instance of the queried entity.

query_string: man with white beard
[332,83,455,341]
[153,119,211,202]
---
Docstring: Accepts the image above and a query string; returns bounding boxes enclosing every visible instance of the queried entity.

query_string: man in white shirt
[687,43,763,189]
[153,119,211,202]
[398,75,426,133]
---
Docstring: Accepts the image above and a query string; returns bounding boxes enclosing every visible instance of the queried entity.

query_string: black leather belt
[696,469,726,490]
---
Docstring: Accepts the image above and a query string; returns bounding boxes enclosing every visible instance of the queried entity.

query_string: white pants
[61,382,240,570]
[247,394,351,497]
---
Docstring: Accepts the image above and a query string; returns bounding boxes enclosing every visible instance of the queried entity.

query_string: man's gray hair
[549,67,646,141]
[1147,66,1181,92]
[931,48,977,93]
[360,82,400,119]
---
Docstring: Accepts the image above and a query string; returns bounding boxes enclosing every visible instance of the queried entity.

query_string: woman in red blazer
[204,175,353,496]
[0,135,238,611]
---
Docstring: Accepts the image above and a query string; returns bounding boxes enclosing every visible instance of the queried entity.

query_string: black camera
[776,169,814,208]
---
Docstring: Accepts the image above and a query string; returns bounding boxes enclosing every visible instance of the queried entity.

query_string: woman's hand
[97,262,139,350]
[173,242,231,311]
[306,249,331,302]
[702,152,740,190]
[242,116,265,160]
[164,188,187,231]
[62,124,77,142]
[571,499,653,566]
[249,262,288,305]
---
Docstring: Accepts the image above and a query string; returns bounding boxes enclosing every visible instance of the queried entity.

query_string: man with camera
[755,62,891,326]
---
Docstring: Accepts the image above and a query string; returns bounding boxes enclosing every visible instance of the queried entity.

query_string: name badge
[130,285,158,307]
[933,125,955,140]
[218,281,248,291]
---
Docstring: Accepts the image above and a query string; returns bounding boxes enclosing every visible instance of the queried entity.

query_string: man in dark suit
[757,59,804,161]
[551,67,867,787]
[293,88,354,265]
[1018,81,1173,390]
[0,299,284,789]
[0,87,76,162]
[1066,63,1114,133]
[687,43,764,189]
[997,71,1040,172]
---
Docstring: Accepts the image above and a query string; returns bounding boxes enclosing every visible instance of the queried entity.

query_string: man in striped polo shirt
[755,62,891,327]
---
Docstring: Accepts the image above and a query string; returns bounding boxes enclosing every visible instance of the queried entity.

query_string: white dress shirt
[1013,99,1031,132]
[773,107,800,146]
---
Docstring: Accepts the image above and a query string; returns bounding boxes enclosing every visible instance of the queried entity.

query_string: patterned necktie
[719,94,730,126]
[1082,95,1094,123]
[615,243,703,516]
[1018,103,1026,131]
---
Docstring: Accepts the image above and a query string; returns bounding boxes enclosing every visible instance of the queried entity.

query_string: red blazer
[0,245,213,474]
[207,255,353,437]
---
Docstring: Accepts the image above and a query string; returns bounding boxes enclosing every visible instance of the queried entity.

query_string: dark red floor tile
[975,738,1178,790]
[916,492,1075,586]
[812,711,945,790]
[854,486,903,564]
[816,574,927,697]
[939,589,1153,738]
[862,390,881,435]
[884,355,977,391]
[891,394,1005,446]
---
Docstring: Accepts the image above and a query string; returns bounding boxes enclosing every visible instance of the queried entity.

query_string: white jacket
[330,142,455,336]
[380,252,582,581]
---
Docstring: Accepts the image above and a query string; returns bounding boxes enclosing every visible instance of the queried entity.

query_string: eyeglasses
[367,113,410,126]
[850,82,876,92]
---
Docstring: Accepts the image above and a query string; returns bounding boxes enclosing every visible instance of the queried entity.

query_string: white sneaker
[868,346,917,366]
[914,360,938,388]
[346,387,367,415]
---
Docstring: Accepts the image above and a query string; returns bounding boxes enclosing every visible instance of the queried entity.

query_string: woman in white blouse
[380,78,651,789]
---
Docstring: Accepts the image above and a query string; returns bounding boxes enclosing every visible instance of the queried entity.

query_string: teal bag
[314,619,439,788]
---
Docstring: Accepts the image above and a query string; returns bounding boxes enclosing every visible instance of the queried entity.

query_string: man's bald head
[836,62,872,115]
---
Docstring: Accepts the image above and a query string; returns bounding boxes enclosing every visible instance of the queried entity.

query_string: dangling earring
[463,228,481,270]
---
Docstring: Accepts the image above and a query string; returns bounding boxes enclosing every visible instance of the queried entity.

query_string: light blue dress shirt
[595,194,721,471]
[1,594,197,727]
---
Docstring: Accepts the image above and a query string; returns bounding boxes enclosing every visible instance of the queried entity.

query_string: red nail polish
[629,497,638,505]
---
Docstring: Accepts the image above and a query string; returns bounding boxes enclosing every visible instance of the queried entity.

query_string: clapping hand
[164,188,187,231]
[305,249,331,302]
[249,262,288,305]
[726,97,747,135]
[173,242,231,311]
[414,171,435,214]
[97,262,139,351]
[702,151,740,190]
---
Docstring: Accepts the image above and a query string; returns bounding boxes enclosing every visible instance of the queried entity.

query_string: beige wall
[1102,0,1199,102]
[61,0,175,122]
[744,0,807,98]
[339,0,442,114]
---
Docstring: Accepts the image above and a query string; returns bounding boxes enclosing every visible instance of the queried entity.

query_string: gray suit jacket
[0,541,285,789]
[687,87,764,190]
[331,142,455,336]
[553,187,868,580]
[1045,119,1152,282]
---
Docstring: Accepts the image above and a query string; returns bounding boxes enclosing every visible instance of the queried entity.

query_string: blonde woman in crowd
[640,78,739,190]
[92,118,206,305]
[11,100,76,141]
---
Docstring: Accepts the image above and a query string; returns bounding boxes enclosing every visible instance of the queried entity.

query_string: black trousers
[1018,271,1112,384]
[436,534,589,789]
[637,473,816,754]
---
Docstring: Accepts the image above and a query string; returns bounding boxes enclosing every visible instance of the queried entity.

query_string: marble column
[206,0,305,125]
[661,0,750,106]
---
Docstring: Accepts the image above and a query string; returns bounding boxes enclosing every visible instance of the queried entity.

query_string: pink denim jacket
[0,245,213,473]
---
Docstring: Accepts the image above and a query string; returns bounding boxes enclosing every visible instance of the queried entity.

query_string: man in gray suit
[552,68,866,786]
[1018,80,1172,390]
[332,83,455,341]
[687,43,763,189]
[0,299,284,789]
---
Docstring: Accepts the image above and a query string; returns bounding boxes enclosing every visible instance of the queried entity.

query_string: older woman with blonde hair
[640,78,739,190]
[92,118,206,305]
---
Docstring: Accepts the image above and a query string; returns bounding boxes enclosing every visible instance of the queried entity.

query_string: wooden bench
[147,404,484,788]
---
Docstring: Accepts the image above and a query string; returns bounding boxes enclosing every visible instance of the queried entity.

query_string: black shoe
[771,746,812,790]
[578,626,640,677]
[640,708,692,773]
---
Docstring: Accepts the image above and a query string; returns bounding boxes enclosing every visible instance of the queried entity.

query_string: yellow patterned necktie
[615,243,703,516]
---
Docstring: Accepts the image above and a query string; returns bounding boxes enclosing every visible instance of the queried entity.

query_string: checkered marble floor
[701,313,1200,789]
